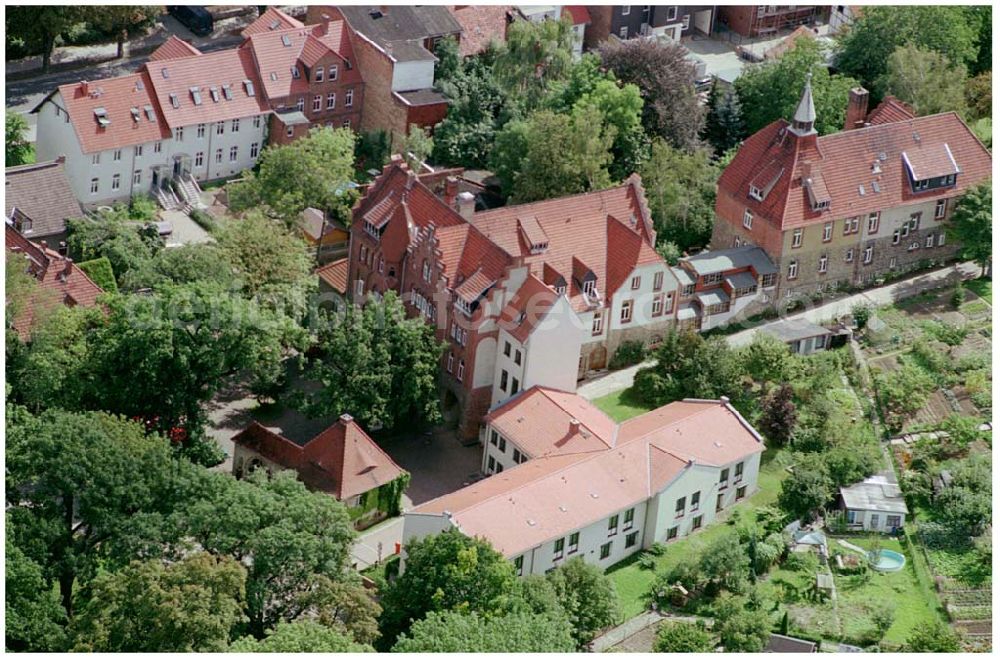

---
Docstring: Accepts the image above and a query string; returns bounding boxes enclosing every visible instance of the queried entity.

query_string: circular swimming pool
[869,549,906,572]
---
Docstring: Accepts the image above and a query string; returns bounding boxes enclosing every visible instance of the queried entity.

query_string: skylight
[222,84,233,101]
[243,79,255,96]
[269,72,278,81]
[281,34,292,47]
[130,107,140,122]
[161,68,169,79]
[144,105,155,121]
[210,86,220,103]
[168,93,179,109]
[190,86,202,105]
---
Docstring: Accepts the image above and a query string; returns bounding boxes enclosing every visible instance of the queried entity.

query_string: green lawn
[592,388,653,422]
[965,278,992,304]
[606,448,791,620]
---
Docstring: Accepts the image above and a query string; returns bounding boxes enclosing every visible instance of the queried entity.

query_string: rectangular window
[867,212,880,234]
[498,436,507,453]
[253,116,261,129]
[631,275,641,290]
[692,515,703,530]
[345,89,354,107]
[197,123,205,138]
[133,169,141,184]
[623,508,635,530]
[893,229,901,245]
[600,542,611,560]
[214,148,222,164]
[608,514,619,537]
[514,349,522,366]
[938,232,946,247]
[457,360,464,382]
[787,260,798,280]
[111,173,120,191]
[863,245,873,264]
[513,448,522,463]
[909,213,921,231]
[500,369,508,392]
[622,5,630,15]
[92,153,100,165]
[313,95,322,112]
[511,377,520,394]
[113,149,122,161]
[553,538,565,559]
[216,122,225,135]
[844,216,859,235]
[620,300,632,323]
[690,491,700,510]
[664,293,674,314]
[329,64,338,80]
[90,178,99,194]
[286,126,295,138]
[342,118,351,128]
[175,126,184,141]
[735,462,744,480]
[625,531,638,548]
[504,341,511,357]
[135,144,144,157]
[818,254,828,273]
[447,352,454,373]
[719,468,730,487]
[761,273,776,288]
[153,141,162,153]
[736,485,747,500]
[592,313,603,335]
[513,555,523,576]
[675,496,686,517]
[619,26,629,39]
[667,527,678,541]
[653,271,664,291]
[652,294,663,316]
[791,228,803,248]
[743,209,753,229]
[250,142,259,159]
[925,234,935,248]
[845,248,854,263]
[886,515,902,528]
[315,67,324,82]
[296,98,305,112]
[490,430,498,446]
[327,92,336,109]
[487,456,495,473]
[823,222,832,242]
[568,532,579,554]
[935,199,946,219]
[229,146,238,162]
[231,119,240,132]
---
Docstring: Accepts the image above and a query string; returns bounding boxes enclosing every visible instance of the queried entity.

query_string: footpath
[578,261,981,400]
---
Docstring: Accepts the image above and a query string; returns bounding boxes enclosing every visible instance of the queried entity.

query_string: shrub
[783,551,819,573]
[851,302,874,328]
[128,194,159,222]
[76,256,118,293]
[653,621,714,652]
[638,554,657,571]
[922,320,969,346]
[189,209,218,233]
[647,542,667,556]
[609,340,646,370]
[951,283,965,308]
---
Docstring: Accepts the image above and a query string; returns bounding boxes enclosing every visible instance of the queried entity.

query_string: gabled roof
[865,95,915,126]
[145,47,269,128]
[5,222,104,337]
[5,159,83,238]
[241,6,305,36]
[244,21,360,100]
[316,258,348,295]
[498,274,561,343]
[839,472,908,515]
[719,112,992,230]
[415,390,764,557]
[148,35,202,62]
[337,5,460,62]
[562,5,591,25]
[470,176,661,310]
[231,415,405,500]
[42,72,171,154]
[449,4,513,56]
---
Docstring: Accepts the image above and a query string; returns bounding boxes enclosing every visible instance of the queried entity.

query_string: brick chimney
[569,418,581,435]
[844,87,869,131]
[444,176,459,207]
[79,80,89,96]
[339,413,354,425]
[456,191,475,220]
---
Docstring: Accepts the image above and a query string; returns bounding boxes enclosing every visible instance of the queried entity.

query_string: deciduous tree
[713,594,773,652]
[66,214,163,284]
[229,621,372,652]
[778,454,833,522]
[639,140,719,252]
[633,330,741,407]
[905,620,962,652]
[69,553,247,652]
[5,113,32,166]
[947,182,992,277]
[600,38,704,151]
[881,45,968,117]
[493,17,574,108]
[546,557,619,647]
[5,530,68,652]
[392,610,576,652]
[964,71,991,121]
[305,291,444,433]
[6,6,81,71]
[653,620,714,652]
[759,384,797,447]
[85,6,158,58]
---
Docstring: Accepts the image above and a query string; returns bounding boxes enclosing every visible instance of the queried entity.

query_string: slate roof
[766,634,818,653]
[231,415,405,501]
[683,246,777,275]
[840,472,908,515]
[5,159,83,238]
[414,390,764,557]
[337,5,460,61]
[5,222,103,337]
[718,111,992,230]
[395,89,449,105]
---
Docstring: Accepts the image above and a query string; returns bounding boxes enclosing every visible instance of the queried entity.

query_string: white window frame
[90,178,99,195]
[327,92,336,109]
[592,313,604,335]
[313,95,322,112]
[818,254,828,273]
[620,299,633,323]
[845,248,854,263]
[132,170,142,185]
[250,142,259,159]
[345,89,354,107]
[743,209,753,229]
[863,245,873,264]
[315,67,324,82]
[329,64,338,80]
[822,222,832,242]
[935,199,946,219]
[787,260,798,280]
[867,211,880,234]
[791,228,803,248]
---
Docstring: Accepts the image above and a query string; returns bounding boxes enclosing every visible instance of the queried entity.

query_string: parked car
[167,6,214,36]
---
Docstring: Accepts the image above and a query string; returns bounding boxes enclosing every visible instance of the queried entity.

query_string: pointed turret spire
[790,72,816,136]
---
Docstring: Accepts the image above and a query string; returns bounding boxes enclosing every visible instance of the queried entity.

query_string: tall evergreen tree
[702,80,746,155]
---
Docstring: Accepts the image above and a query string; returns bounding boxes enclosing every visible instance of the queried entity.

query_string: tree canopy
[882,45,968,117]
[633,330,741,407]
[545,557,619,646]
[639,140,719,253]
[947,182,992,277]
[493,17,574,108]
[391,610,576,652]
[653,621,714,652]
[229,621,373,652]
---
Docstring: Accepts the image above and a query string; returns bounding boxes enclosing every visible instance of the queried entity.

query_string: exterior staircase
[154,186,181,211]
[176,174,206,210]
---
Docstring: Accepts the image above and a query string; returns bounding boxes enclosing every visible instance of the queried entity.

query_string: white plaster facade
[35,90,269,207]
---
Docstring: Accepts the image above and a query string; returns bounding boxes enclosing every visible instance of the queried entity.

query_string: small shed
[761,318,833,355]
[766,633,818,653]
[839,471,908,533]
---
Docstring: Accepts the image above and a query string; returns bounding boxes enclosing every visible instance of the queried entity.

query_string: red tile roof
[415,389,764,556]
[865,95,915,126]
[148,35,202,61]
[144,47,269,128]
[243,21,360,101]
[51,72,170,154]
[718,112,993,230]
[241,6,305,36]
[316,258,349,294]
[5,222,104,337]
[563,5,591,25]
[231,415,406,501]
[497,274,560,343]
[449,5,513,56]
[470,176,660,310]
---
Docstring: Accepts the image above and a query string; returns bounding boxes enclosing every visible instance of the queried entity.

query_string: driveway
[161,209,212,246]
[578,261,980,400]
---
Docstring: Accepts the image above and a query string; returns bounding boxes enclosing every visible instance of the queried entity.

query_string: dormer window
[812,199,830,212]
[749,185,763,201]
[168,93,180,109]
[583,280,596,295]
[210,86,220,103]
[363,220,381,239]
[190,86,202,105]
[456,299,473,316]
[291,66,301,79]
[130,107,140,122]
[222,84,233,101]
[243,79,255,97]
[555,285,566,296]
